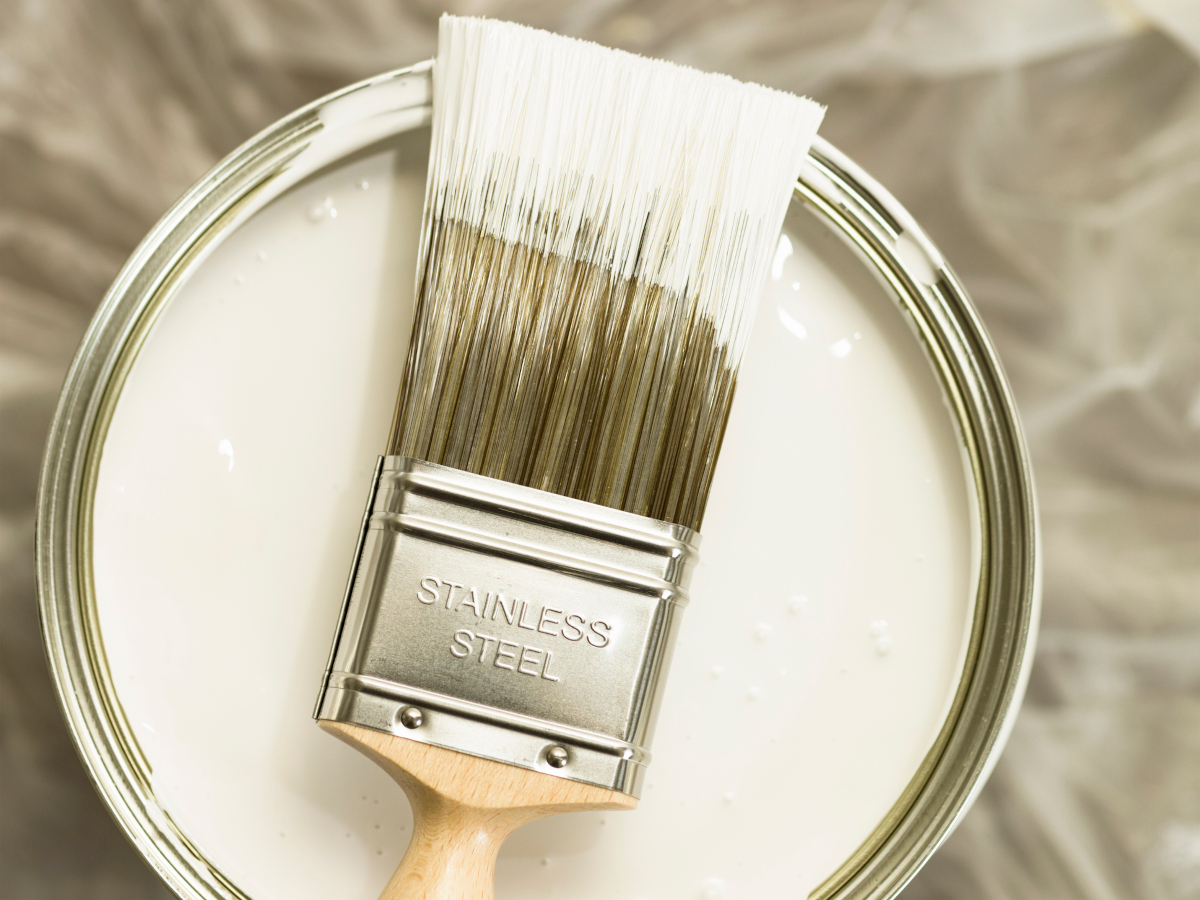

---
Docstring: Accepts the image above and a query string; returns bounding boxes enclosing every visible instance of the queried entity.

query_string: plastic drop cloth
[2,1,1199,898]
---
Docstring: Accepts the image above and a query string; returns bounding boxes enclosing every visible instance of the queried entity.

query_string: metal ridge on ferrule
[315,456,701,797]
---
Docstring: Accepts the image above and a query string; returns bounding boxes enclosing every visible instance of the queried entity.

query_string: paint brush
[316,15,824,900]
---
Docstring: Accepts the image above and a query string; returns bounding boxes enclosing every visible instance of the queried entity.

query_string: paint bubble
[307,196,336,222]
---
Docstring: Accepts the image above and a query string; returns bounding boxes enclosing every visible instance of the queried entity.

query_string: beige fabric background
[3,1,1200,898]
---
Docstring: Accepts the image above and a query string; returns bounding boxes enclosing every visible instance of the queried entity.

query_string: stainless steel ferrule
[315,456,700,797]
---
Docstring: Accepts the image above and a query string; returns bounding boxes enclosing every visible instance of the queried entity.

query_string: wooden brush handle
[321,722,636,900]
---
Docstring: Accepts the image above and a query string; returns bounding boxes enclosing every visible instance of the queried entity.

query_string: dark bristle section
[388,221,737,531]
[387,16,824,532]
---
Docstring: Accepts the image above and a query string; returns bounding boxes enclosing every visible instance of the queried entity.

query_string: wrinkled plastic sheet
[2,1,1199,897]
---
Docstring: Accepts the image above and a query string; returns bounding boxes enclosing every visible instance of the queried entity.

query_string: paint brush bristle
[388,15,824,530]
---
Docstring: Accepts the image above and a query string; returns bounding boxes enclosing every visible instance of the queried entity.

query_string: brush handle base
[378,797,505,900]
[321,721,636,900]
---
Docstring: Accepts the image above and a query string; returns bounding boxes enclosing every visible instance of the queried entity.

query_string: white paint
[776,305,808,340]
[771,234,793,281]
[92,122,973,900]
[830,337,853,358]
[217,438,234,472]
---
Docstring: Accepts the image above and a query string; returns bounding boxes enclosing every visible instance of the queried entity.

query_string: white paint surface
[92,122,972,900]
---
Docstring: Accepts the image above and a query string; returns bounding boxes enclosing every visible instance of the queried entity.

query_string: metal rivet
[546,746,569,768]
[398,707,423,729]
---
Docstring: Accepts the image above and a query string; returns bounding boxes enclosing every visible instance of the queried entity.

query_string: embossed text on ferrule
[450,629,562,682]
[416,575,613,649]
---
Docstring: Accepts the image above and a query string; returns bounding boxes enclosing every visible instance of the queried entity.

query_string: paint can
[37,62,1038,900]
